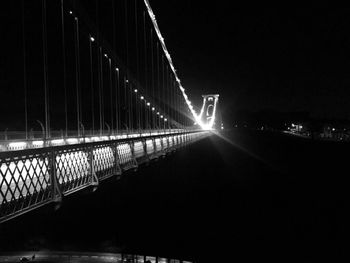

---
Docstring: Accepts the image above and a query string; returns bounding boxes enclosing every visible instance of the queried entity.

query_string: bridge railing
[0,251,195,263]
[0,128,199,152]
[0,130,208,223]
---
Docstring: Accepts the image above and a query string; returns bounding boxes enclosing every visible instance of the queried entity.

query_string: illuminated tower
[198,94,220,130]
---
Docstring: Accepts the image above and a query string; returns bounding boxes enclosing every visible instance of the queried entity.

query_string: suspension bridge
[0,0,220,224]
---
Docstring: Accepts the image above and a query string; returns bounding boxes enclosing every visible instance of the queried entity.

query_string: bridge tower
[198,94,221,130]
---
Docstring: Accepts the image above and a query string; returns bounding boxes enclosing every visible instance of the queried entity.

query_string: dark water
[0,130,347,262]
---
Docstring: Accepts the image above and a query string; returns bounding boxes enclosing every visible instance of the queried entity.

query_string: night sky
[2,4,350,130]
[148,5,350,119]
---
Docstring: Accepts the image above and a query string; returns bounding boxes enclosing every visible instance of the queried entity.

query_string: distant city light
[147,102,150,106]
[140,96,144,100]
[152,107,155,111]
[134,89,138,93]
[90,36,95,42]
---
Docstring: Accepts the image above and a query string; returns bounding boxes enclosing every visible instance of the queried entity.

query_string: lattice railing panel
[162,137,169,150]
[0,152,52,219]
[117,142,136,170]
[134,141,145,159]
[56,147,90,194]
[168,136,174,148]
[146,139,154,155]
[93,145,116,180]
[155,138,162,152]
[0,131,208,222]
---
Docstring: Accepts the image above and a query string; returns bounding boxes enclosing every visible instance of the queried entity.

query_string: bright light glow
[134,89,138,93]
[32,140,44,146]
[8,142,27,149]
[152,107,155,111]
[157,112,160,115]
[66,138,78,144]
[115,68,119,71]
[164,118,167,121]
[69,10,73,15]
[332,128,336,131]
[147,102,150,106]
[160,115,163,118]
[126,79,129,83]
[51,139,64,145]
[198,95,219,130]
[90,36,95,42]
[140,96,144,100]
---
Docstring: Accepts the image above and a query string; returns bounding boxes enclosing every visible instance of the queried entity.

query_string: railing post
[49,149,62,206]
[88,145,99,191]
[152,137,157,154]
[142,138,150,163]
[114,142,122,176]
[160,135,164,152]
[129,140,138,170]
[166,134,170,152]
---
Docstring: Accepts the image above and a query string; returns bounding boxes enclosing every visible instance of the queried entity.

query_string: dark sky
[2,3,350,131]
[148,5,350,119]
